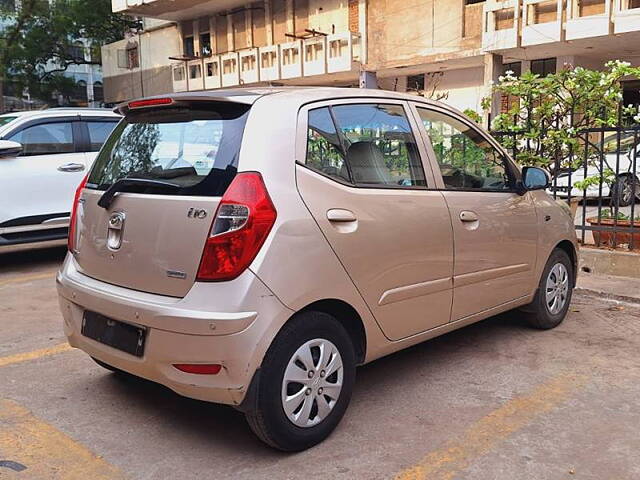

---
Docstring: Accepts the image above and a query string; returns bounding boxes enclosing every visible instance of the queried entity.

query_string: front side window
[87,102,250,197]
[305,103,426,188]
[418,108,513,191]
[8,122,74,155]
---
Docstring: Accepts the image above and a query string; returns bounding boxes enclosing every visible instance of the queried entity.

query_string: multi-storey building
[103,0,640,119]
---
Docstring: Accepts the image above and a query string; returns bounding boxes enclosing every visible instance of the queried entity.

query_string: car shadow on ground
[0,245,67,274]
[85,309,533,456]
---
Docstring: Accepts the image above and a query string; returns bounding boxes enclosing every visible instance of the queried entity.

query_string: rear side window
[306,108,350,183]
[304,104,426,188]
[8,122,74,155]
[87,102,250,197]
[85,121,119,151]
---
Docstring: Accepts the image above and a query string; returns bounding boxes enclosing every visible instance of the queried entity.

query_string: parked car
[0,108,120,249]
[55,88,578,451]
[550,131,640,206]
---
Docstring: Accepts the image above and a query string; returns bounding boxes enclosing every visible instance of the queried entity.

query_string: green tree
[0,0,140,111]
[479,61,640,188]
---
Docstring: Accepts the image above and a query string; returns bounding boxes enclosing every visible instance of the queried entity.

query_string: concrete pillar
[358,0,367,64]
[521,60,532,75]
[483,52,503,129]
[359,70,377,89]
[209,17,217,53]
[285,0,295,33]
[557,55,576,71]
[246,3,254,48]
[193,19,200,55]
[264,0,273,45]
[227,14,234,51]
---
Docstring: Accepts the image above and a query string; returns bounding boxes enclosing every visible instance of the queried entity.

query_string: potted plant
[587,208,640,249]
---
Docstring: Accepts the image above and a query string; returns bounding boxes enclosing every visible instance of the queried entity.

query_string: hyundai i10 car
[56,87,578,451]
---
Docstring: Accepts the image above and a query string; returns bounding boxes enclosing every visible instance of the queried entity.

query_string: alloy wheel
[545,263,569,315]
[281,338,343,428]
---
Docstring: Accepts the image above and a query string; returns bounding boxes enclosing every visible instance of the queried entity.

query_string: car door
[412,104,539,321]
[1,118,85,230]
[296,100,454,341]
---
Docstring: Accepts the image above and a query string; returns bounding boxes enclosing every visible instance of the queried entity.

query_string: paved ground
[2,246,640,479]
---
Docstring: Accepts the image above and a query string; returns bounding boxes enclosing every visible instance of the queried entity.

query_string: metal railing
[493,125,640,250]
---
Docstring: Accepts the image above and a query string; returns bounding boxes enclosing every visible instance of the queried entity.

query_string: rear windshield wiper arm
[97,177,181,209]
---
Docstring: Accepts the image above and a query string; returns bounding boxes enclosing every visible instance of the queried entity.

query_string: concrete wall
[432,67,485,113]
[367,0,481,71]
[308,0,348,33]
[102,23,179,103]
[103,66,173,104]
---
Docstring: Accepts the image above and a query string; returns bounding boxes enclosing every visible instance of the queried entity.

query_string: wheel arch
[554,239,578,286]
[297,299,367,365]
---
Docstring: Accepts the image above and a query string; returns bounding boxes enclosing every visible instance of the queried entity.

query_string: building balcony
[482,0,521,51]
[613,0,640,34]
[111,0,247,22]
[172,32,361,92]
[566,0,612,40]
[521,0,564,46]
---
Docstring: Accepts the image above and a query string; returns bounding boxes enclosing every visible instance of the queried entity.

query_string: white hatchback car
[0,108,120,250]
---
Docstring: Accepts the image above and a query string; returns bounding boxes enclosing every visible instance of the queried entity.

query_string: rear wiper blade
[97,177,180,209]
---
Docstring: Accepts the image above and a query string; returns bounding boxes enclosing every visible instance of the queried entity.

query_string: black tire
[611,175,636,207]
[245,311,356,451]
[523,249,574,330]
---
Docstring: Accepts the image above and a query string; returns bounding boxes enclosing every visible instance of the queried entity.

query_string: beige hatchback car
[57,87,578,451]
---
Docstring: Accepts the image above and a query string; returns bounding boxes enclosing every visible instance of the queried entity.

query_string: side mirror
[0,140,22,158]
[521,166,550,192]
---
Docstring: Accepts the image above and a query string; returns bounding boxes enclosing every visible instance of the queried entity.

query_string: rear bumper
[56,254,293,405]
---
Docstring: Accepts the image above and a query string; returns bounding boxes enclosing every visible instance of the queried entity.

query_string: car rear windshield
[87,102,250,197]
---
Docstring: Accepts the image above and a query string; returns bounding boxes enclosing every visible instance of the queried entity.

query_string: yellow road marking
[394,373,587,480]
[0,399,126,479]
[0,271,56,287]
[0,343,73,368]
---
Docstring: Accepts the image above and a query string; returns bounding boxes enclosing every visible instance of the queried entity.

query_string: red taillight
[173,364,222,375]
[68,174,88,252]
[128,97,173,109]
[196,172,277,282]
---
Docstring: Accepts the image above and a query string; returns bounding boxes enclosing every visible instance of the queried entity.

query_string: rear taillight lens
[68,174,88,253]
[196,172,277,282]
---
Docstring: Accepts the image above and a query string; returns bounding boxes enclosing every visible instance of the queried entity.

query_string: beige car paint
[57,87,578,408]
[296,167,454,340]
[441,190,539,320]
[75,189,218,297]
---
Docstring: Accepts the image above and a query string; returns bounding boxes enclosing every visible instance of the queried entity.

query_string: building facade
[103,0,640,118]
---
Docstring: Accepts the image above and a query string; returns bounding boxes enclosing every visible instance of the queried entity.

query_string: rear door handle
[327,209,357,222]
[57,162,85,172]
[459,211,479,222]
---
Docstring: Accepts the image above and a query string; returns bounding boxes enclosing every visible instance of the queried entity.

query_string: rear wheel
[523,248,574,330]
[245,311,356,451]
[611,175,637,207]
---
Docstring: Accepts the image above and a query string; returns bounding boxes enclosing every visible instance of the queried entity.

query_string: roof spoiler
[114,92,259,116]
